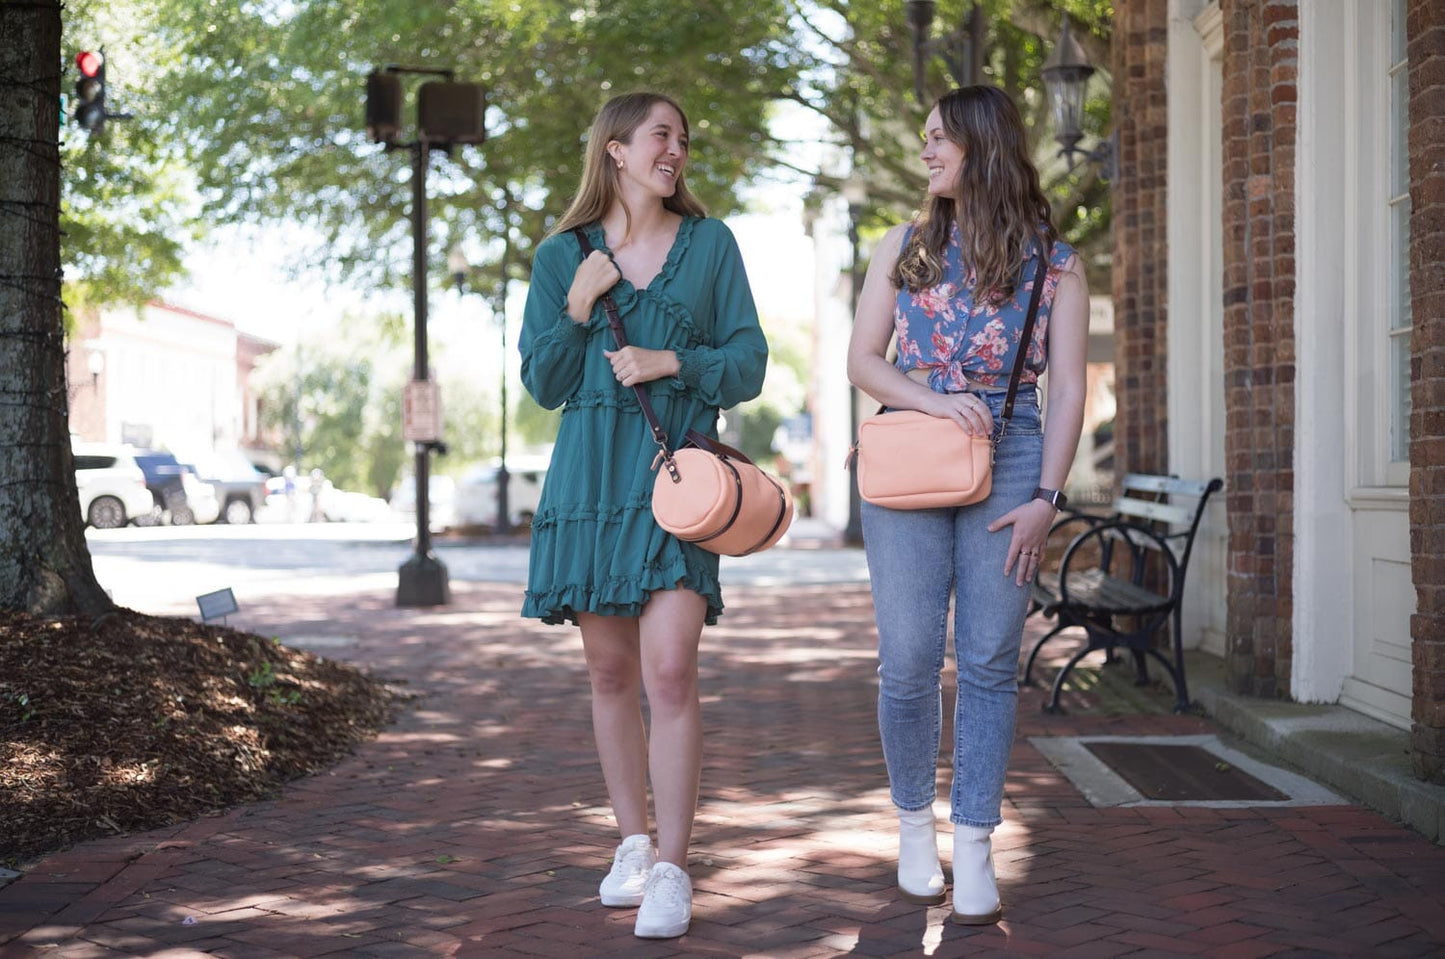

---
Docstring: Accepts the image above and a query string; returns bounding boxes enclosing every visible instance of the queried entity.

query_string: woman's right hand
[566,251,622,324]
[923,389,995,436]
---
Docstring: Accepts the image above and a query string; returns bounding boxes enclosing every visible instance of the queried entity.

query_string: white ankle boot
[896,807,946,904]
[951,824,1002,924]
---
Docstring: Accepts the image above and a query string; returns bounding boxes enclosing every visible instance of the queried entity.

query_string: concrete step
[1186,650,1445,844]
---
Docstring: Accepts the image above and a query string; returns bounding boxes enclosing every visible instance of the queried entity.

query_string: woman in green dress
[519,92,767,940]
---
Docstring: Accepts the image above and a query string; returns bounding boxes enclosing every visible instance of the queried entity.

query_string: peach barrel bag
[573,229,793,556]
[849,255,1048,509]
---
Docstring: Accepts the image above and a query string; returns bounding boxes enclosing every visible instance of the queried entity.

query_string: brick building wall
[1110,0,1172,480]
[1111,0,1440,778]
[1218,0,1297,698]
[1407,0,1445,784]
[64,321,105,443]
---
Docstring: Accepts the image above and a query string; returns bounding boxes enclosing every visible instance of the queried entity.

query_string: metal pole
[292,341,304,471]
[397,138,450,606]
[967,4,986,85]
[495,231,511,534]
[843,205,864,546]
[413,145,431,555]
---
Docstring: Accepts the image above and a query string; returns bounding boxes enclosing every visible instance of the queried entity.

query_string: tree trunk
[0,0,112,615]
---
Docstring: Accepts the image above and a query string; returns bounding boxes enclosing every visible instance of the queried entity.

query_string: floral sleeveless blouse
[894,222,1076,390]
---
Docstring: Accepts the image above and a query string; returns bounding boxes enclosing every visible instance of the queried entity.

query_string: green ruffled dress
[519,216,768,626]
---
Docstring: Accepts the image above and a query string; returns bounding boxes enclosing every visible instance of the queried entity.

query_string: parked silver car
[185,449,268,524]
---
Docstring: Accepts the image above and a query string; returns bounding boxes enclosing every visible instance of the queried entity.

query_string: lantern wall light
[1041,18,1117,180]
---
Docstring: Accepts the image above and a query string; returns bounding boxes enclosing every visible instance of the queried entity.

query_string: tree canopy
[60,0,1113,304]
[146,0,795,290]
[773,0,1113,279]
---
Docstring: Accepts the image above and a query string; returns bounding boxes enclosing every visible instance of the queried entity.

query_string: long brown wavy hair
[550,92,708,241]
[892,86,1057,303]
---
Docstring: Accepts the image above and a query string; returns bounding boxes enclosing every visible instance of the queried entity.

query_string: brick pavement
[2,580,1444,958]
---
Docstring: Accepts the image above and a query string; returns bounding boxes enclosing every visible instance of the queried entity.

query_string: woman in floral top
[847,86,1089,924]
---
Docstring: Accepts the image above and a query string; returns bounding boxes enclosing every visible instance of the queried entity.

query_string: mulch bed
[0,607,406,868]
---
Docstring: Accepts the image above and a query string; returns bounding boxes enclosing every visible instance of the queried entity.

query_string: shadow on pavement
[4,582,1444,956]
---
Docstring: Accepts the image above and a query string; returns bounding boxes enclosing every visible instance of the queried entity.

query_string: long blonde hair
[550,92,708,240]
[892,86,1057,303]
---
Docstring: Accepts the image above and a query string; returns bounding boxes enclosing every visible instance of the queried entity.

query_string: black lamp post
[841,171,868,547]
[493,228,512,536]
[367,65,486,607]
[905,0,987,105]
[1041,18,1117,180]
[446,239,512,535]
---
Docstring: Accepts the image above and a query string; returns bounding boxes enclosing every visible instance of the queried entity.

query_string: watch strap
[1033,486,1067,509]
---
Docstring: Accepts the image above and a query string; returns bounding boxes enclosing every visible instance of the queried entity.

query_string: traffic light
[74,50,106,133]
[419,81,486,145]
[365,71,401,145]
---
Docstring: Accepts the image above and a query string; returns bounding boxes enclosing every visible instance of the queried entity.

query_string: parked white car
[72,443,155,529]
[454,458,547,528]
[324,489,394,524]
[391,474,457,532]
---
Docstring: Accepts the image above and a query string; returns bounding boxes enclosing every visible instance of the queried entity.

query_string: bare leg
[638,588,707,866]
[578,613,648,840]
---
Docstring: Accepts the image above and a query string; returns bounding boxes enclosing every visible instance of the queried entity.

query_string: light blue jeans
[862,389,1043,828]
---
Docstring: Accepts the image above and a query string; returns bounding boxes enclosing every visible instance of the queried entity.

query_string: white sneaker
[633,861,692,939]
[599,834,656,907]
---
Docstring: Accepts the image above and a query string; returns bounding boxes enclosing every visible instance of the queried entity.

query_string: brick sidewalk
[2,581,1443,957]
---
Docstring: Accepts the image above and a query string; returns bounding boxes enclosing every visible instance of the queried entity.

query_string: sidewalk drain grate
[1082,741,1288,802]
[1028,734,1349,808]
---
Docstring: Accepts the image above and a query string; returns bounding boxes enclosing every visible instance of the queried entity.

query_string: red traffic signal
[76,50,104,78]
[74,50,107,133]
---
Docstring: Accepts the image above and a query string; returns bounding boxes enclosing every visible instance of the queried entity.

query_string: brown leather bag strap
[572,227,675,458]
[1001,250,1051,423]
[680,429,755,466]
[859,248,1050,443]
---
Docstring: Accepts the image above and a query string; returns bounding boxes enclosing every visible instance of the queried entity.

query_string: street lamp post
[402,133,449,604]
[841,171,868,547]
[493,228,512,535]
[905,0,987,105]
[366,65,486,607]
[447,237,512,535]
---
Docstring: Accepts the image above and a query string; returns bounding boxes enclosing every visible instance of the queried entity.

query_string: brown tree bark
[0,0,112,614]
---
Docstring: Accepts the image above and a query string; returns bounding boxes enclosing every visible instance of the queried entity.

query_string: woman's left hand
[603,346,681,387]
[987,498,1057,586]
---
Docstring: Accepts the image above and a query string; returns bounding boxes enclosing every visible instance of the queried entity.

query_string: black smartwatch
[1033,487,1068,510]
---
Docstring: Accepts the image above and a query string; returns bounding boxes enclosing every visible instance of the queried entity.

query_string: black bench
[1022,473,1224,714]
